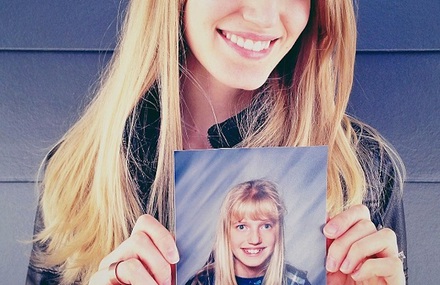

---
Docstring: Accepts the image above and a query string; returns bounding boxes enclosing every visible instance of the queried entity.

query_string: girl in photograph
[185,179,311,285]
[27,0,407,284]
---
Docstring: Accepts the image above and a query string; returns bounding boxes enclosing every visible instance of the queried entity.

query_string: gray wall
[0,1,438,284]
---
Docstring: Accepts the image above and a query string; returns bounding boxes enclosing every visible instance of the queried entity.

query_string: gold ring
[109,260,129,285]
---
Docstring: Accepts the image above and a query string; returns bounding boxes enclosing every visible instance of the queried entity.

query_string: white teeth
[237,37,245,47]
[223,31,271,52]
[231,34,237,43]
[252,41,262,52]
[245,249,262,254]
[264,41,270,49]
[244,39,253,49]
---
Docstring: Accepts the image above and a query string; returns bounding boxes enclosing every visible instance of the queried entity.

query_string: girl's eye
[237,224,246,230]
[262,224,272,229]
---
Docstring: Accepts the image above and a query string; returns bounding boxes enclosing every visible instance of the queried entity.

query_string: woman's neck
[181,58,253,149]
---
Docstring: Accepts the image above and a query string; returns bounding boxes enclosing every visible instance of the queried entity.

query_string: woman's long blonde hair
[214,180,286,285]
[33,0,404,284]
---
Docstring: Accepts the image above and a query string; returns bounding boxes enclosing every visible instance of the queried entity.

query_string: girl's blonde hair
[213,180,285,285]
[33,0,404,284]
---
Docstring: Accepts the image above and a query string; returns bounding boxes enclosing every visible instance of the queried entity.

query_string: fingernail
[326,256,337,272]
[324,224,338,237]
[340,259,350,273]
[349,263,363,280]
[351,270,360,280]
[167,245,180,264]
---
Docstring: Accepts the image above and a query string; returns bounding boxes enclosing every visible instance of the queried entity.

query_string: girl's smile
[242,247,265,255]
[230,218,279,277]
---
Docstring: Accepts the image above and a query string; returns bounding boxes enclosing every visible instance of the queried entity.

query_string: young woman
[27,0,407,284]
[185,179,311,285]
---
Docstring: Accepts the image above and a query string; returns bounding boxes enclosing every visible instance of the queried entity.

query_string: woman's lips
[221,30,272,52]
[218,29,278,58]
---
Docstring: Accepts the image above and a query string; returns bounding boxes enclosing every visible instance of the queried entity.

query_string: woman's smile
[219,29,277,56]
[184,0,310,91]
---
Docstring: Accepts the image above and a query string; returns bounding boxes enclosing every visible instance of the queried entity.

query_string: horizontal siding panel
[0,0,124,50]
[357,0,440,51]
[349,51,440,182]
[0,51,111,181]
[1,1,438,51]
[404,182,440,285]
[0,183,36,284]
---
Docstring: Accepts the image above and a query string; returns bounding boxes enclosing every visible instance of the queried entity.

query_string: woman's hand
[89,214,179,285]
[324,205,405,285]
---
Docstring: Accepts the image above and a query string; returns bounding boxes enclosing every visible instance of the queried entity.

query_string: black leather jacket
[26,96,408,284]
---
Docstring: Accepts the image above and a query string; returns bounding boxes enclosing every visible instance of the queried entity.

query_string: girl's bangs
[230,197,279,223]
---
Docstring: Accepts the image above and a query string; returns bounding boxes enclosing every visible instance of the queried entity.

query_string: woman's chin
[226,75,270,91]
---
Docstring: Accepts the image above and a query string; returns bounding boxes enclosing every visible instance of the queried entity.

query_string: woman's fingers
[324,204,371,240]
[339,228,399,274]
[99,215,179,268]
[324,205,372,273]
[132,214,180,264]
[92,214,178,285]
[125,231,174,283]
[115,258,162,285]
[90,258,159,285]
[345,228,398,269]
[325,218,377,272]
[351,256,405,284]
[324,205,404,284]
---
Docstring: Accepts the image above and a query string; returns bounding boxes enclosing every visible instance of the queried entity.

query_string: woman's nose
[241,0,279,28]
